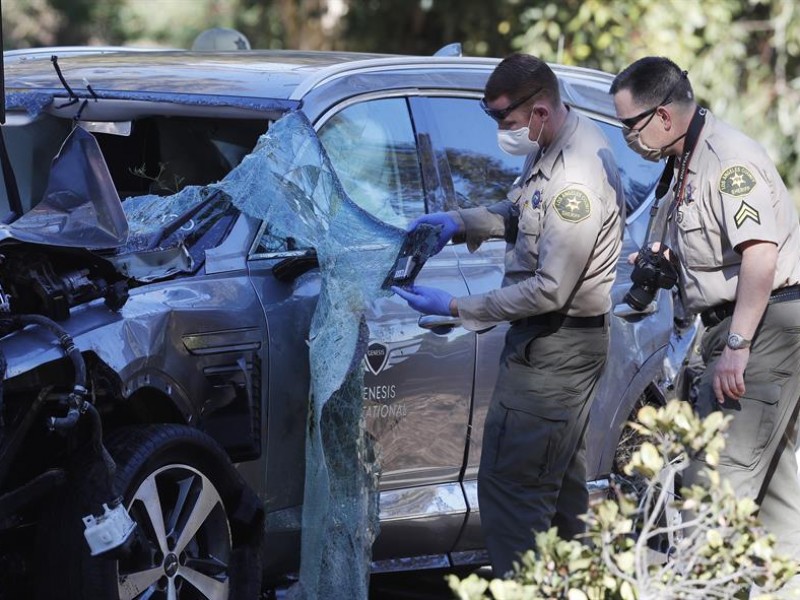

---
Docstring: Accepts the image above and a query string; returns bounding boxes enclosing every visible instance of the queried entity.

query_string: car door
[316,95,476,561]
[412,93,670,554]
[248,94,475,563]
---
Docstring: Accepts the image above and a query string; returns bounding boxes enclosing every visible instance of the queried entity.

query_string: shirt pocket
[674,202,719,269]
[514,206,541,270]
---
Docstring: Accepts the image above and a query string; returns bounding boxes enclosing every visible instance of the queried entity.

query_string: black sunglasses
[619,102,670,131]
[480,88,540,122]
[618,71,688,130]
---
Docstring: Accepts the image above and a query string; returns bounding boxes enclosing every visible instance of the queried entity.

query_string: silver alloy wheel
[116,464,232,600]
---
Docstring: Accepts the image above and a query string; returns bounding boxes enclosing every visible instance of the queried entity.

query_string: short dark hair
[485,53,561,107]
[610,56,694,108]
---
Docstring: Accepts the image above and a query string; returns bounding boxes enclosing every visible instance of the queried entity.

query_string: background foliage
[4,0,799,202]
[450,400,799,599]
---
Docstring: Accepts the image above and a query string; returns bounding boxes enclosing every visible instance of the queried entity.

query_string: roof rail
[433,43,462,57]
[288,55,498,100]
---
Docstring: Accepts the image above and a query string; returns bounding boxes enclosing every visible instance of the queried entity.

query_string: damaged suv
[0,47,694,599]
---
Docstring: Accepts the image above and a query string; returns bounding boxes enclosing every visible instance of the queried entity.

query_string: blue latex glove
[407,213,460,254]
[391,285,454,316]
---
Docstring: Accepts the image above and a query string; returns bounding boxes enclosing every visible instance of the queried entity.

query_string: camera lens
[624,285,656,311]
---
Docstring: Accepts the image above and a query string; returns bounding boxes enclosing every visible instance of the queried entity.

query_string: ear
[532,103,550,121]
[657,106,673,130]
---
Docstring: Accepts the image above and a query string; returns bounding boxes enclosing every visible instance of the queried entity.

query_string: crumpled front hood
[0,125,128,250]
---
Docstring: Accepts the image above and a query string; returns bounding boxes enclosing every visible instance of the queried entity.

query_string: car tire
[35,424,262,600]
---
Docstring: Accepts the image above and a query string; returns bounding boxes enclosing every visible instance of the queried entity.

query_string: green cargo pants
[478,316,609,577]
[687,299,800,578]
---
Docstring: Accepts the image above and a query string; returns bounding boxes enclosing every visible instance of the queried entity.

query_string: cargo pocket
[720,382,781,470]
[492,398,568,484]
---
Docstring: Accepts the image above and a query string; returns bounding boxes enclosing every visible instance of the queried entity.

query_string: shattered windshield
[121,187,237,256]
[213,111,438,599]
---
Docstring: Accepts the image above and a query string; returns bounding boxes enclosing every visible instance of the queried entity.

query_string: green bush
[449,400,799,600]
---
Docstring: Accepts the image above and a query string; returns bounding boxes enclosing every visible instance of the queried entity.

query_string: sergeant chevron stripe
[734,201,760,228]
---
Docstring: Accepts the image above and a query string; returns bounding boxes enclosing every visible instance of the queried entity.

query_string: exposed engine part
[0,469,66,526]
[0,315,118,512]
[0,350,5,434]
[0,314,87,393]
[82,499,135,557]
[0,386,49,492]
[0,249,128,321]
[82,402,118,489]
[0,282,10,314]
[47,386,86,432]
[0,349,6,489]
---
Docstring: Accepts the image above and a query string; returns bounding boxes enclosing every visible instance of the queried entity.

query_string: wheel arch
[593,348,670,478]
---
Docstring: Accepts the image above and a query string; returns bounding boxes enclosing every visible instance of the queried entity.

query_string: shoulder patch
[733,201,761,228]
[553,189,591,223]
[719,165,757,197]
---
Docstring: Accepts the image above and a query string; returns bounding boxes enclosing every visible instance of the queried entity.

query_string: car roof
[3,48,617,117]
[4,50,396,101]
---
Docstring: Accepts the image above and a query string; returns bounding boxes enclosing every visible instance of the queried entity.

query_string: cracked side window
[318,98,425,228]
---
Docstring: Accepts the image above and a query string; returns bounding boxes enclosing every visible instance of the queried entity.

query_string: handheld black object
[382,223,440,290]
[624,248,679,311]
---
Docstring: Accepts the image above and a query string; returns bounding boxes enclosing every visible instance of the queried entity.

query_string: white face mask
[497,115,545,157]
[623,127,687,163]
[623,128,664,162]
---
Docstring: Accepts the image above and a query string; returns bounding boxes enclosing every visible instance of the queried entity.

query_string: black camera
[624,247,679,311]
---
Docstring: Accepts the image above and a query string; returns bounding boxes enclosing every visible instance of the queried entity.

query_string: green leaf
[620,580,636,600]
[637,405,658,428]
[706,529,723,548]
[615,550,635,573]
[639,441,664,473]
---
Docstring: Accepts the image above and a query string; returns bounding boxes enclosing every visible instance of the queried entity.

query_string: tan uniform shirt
[662,110,800,314]
[449,109,625,331]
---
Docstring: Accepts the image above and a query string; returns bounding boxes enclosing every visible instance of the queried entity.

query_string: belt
[700,284,800,328]
[512,312,608,329]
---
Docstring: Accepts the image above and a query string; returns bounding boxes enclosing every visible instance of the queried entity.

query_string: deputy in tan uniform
[611,56,800,577]
[393,53,625,576]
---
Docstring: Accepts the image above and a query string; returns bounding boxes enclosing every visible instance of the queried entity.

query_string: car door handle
[418,315,462,332]
[613,301,658,318]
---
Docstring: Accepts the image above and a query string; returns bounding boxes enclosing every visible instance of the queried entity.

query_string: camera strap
[637,154,675,247]
[653,105,707,245]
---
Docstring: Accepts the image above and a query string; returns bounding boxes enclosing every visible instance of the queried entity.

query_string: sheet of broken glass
[217,110,432,600]
[208,111,437,599]
[120,187,233,253]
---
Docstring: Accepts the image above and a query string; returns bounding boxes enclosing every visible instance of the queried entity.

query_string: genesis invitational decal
[363,339,421,376]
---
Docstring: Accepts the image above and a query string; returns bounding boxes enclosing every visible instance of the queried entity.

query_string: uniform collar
[525,105,578,182]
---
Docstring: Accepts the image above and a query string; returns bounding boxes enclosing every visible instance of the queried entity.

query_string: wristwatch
[727,332,751,350]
